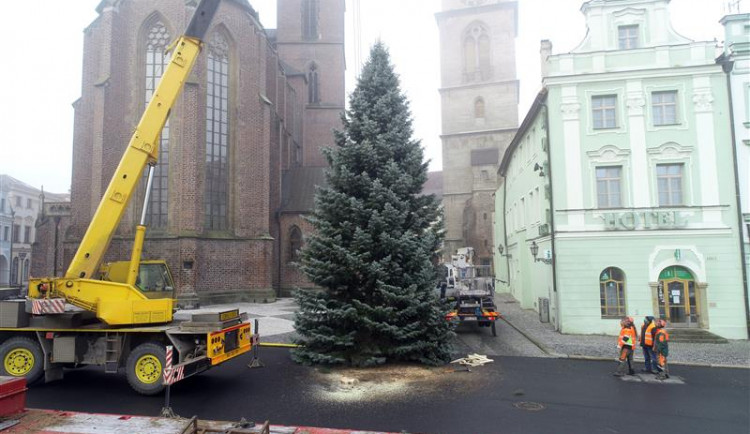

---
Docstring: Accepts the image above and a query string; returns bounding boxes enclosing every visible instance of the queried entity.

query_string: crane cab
[99,260,176,300]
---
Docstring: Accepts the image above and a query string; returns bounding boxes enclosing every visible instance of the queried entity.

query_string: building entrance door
[658,266,698,327]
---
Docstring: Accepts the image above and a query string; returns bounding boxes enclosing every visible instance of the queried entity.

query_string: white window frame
[655,163,684,207]
[647,142,693,207]
[618,25,639,50]
[592,95,619,130]
[651,90,679,126]
[595,166,623,209]
[587,145,631,209]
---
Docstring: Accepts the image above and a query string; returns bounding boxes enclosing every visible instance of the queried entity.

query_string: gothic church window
[144,19,171,228]
[289,226,303,262]
[302,0,319,40]
[463,23,491,82]
[308,63,319,104]
[205,31,231,231]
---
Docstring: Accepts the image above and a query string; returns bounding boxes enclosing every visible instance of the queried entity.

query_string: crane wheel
[126,342,166,395]
[0,337,44,384]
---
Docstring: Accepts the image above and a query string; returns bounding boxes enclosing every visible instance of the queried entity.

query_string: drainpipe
[502,177,510,293]
[543,104,561,331]
[720,58,750,336]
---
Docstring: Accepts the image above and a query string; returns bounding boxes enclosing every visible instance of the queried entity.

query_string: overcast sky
[0,0,741,194]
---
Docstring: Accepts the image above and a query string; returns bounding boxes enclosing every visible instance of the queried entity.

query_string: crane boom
[29,0,221,326]
[67,0,220,280]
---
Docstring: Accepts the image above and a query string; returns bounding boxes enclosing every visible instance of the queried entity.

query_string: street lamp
[530,241,552,265]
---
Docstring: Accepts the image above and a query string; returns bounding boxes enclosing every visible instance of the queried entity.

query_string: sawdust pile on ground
[310,362,493,403]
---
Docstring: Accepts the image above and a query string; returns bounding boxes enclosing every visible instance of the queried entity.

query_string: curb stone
[501,315,750,369]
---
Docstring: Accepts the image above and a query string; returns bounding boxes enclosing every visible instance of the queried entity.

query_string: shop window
[600,267,626,318]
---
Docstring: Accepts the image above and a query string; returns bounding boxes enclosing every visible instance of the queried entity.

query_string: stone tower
[276,0,346,168]
[436,0,519,267]
[273,0,346,295]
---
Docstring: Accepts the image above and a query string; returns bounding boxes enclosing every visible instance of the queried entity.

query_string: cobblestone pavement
[183,296,750,367]
[494,292,750,367]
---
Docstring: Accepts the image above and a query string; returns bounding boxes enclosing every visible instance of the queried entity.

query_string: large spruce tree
[292,42,453,367]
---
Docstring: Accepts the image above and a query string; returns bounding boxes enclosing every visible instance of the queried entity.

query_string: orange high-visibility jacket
[654,328,670,356]
[618,326,637,348]
[643,322,655,346]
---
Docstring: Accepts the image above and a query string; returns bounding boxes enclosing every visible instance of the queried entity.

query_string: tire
[125,342,166,395]
[491,321,497,337]
[0,336,44,384]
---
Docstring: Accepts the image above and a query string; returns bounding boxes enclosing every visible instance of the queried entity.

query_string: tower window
[302,0,319,40]
[463,23,491,82]
[308,63,319,104]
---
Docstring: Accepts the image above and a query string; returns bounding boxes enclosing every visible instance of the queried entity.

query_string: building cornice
[544,63,722,86]
[440,127,518,139]
[439,79,519,94]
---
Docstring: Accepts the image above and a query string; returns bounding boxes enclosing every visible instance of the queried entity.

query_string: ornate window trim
[587,145,631,209]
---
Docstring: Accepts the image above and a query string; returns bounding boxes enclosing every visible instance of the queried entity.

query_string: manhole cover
[513,401,545,411]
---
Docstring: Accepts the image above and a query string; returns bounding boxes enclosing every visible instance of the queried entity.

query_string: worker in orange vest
[639,316,657,374]
[653,318,670,380]
[613,316,637,376]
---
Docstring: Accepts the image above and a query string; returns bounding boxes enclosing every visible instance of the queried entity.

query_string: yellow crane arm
[26,0,221,326]
[66,0,220,280]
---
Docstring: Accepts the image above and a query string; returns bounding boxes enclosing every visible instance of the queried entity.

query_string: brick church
[32,0,345,304]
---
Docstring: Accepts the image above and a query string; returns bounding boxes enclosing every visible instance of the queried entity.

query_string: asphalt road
[25,345,749,434]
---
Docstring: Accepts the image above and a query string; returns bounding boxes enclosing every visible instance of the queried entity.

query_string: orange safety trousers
[658,353,667,368]
[619,347,633,362]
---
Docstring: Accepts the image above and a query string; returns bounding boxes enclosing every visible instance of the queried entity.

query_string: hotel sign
[600,210,688,231]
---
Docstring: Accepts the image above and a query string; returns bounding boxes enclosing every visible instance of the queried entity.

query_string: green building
[494,0,748,339]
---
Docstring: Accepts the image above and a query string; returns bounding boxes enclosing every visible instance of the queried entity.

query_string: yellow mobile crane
[0,0,254,395]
